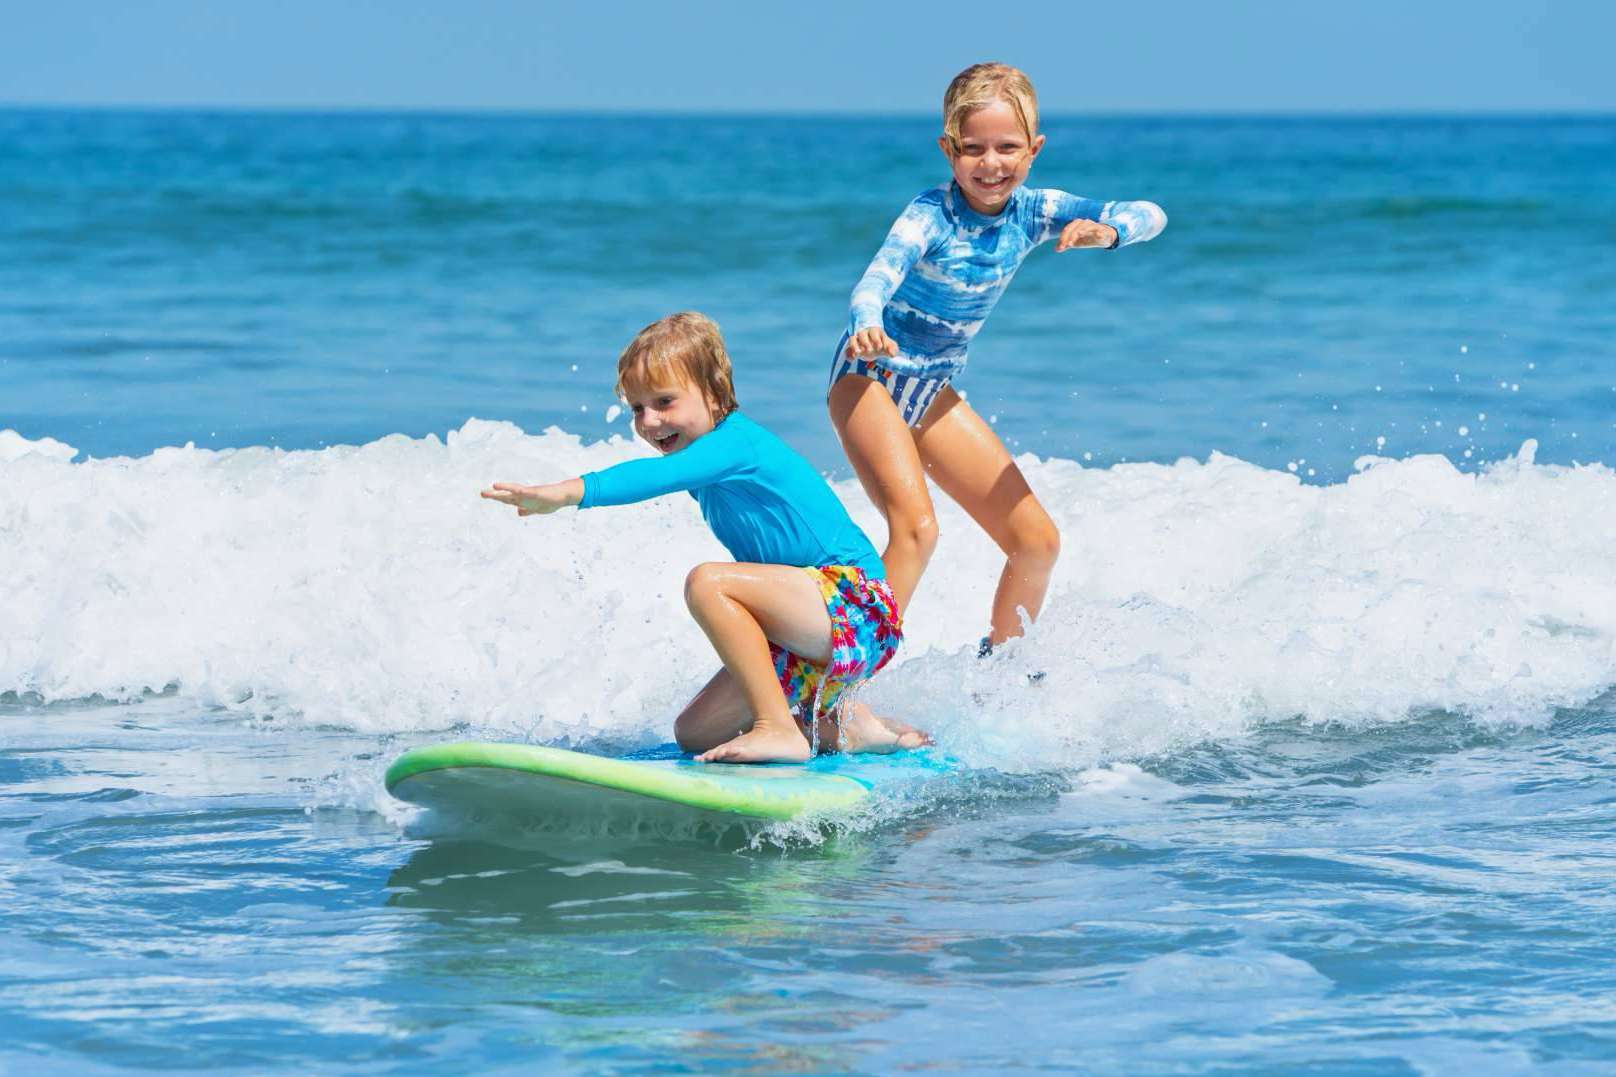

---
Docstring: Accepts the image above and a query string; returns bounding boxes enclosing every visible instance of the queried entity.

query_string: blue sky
[2,0,1611,113]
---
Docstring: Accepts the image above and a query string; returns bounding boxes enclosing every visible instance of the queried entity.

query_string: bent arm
[849,199,942,333]
[1034,189,1168,248]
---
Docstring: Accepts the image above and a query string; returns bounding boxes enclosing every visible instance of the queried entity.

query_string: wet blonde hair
[615,311,739,420]
[942,62,1039,151]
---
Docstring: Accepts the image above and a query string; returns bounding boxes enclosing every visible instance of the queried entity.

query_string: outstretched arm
[480,422,742,517]
[846,198,944,359]
[480,431,739,517]
[578,424,744,507]
[1032,189,1168,252]
[481,478,583,515]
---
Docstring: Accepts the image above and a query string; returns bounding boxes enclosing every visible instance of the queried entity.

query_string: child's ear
[937,135,956,162]
[1028,133,1046,161]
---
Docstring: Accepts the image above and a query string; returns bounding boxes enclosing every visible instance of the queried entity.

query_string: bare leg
[824,701,933,755]
[682,676,929,757]
[672,668,752,754]
[683,562,832,764]
[915,388,1061,646]
[828,375,938,614]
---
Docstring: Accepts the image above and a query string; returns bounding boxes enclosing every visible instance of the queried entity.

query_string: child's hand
[845,327,899,360]
[480,480,581,516]
[1055,220,1119,251]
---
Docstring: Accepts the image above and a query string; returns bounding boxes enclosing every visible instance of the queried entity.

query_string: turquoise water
[7,698,1615,1070]
[4,110,1613,475]
[4,110,1616,1071]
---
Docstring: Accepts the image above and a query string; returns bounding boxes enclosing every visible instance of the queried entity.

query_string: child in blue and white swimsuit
[827,62,1167,650]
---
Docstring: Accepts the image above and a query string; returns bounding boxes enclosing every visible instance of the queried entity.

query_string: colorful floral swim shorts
[770,565,902,722]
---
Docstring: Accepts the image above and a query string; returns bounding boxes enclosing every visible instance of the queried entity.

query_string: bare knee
[674,707,735,754]
[888,508,940,563]
[1011,517,1060,569]
[673,710,706,753]
[683,562,726,614]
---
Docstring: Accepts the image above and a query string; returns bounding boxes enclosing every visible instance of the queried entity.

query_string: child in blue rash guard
[827,62,1167,652]
[482,312,926,765]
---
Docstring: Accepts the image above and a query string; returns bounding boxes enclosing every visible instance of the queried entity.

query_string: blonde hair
[942,62,1039,150]
[615,311,739,419]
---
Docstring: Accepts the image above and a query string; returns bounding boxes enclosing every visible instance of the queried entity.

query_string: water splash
[4,425,1613,773]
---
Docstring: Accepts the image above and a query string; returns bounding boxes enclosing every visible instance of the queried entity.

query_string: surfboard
[385,741,945,839]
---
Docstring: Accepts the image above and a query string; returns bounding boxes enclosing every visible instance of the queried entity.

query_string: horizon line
[4,101,1614,121]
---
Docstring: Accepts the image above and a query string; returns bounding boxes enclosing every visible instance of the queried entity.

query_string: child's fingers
[480,486,528,507]
[1058,221,1117,252]
[846,329,898,359]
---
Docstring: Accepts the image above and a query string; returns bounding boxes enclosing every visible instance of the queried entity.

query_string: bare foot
[834,702,932,755]
[695,720,811,764]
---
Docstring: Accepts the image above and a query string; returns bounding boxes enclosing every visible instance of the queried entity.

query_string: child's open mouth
[654,431,681,452]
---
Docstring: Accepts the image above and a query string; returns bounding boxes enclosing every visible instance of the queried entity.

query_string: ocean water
[3,109,1616,1072]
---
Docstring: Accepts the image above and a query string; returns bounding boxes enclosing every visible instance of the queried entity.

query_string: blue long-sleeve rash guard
[578,412,885,579]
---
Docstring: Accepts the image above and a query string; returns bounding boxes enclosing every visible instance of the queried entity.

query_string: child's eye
[631,405,644,415]
[658,397,674,407]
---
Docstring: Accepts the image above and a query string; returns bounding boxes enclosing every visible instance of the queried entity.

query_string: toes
[696,741,744,764]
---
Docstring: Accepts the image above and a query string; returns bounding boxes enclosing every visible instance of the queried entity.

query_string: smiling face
[627,377,717,454]
[939,98,1045,215]
[614,313,738,453]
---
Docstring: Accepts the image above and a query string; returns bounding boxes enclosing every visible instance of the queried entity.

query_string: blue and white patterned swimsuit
[829,181,1167,426]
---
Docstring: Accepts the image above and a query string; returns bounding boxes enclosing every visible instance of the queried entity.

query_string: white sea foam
[0,429,77,463]
[3,424,1613,770]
